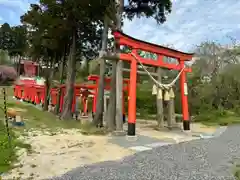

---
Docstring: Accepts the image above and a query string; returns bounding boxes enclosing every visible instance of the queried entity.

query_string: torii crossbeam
[107,31,194,136]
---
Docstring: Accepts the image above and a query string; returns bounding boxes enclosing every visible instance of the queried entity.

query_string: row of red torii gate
[14,31,194,136]
[14,75,129,116]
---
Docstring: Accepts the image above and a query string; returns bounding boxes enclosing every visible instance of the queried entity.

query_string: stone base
[182,130,192,136]
[15,115,22,123]
[126,135,138,142]
[80,118,90,125]
[154,126,168,131]
[112,130,127,136]
[165,124,181,130]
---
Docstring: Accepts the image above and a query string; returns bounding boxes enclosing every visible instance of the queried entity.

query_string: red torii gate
[88,75,130,114]
[112,31,194,136]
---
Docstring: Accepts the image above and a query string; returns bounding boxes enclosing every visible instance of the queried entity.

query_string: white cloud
[0,0,35,25]
[123,0,240,52]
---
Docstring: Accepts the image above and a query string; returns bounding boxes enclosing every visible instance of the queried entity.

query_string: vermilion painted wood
[112,31,194,132]
[128,49,138,124]
[15,75,130,115]
[113,31,193,60]
[119,53,192,72]
[88,75,130,113]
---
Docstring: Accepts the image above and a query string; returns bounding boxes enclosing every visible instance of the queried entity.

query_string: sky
[0,0,240,52]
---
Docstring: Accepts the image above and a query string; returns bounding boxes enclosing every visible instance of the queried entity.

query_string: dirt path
[3,129,134,180]
[136,120,219,142]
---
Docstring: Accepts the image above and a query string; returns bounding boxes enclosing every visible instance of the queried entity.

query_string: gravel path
[50,126,240,180]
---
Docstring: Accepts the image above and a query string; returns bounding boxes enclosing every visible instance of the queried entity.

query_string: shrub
[0,121,30,173]
[136,84,156,116]
[0,121,16,173]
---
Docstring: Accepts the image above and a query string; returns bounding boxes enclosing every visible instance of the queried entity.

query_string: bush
[0,121,16,173]
[136,84,156,116]
[0,121,30,173]
[126,61,240,125]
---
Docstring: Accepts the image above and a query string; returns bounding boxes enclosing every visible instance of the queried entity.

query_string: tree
[10,25,28,75]
[0,50,11,65]
[58,1,109,120]
[21,0,172,124]
[22,0,111,118]
[185,42,240,116]
[104,0,172,132]
[0,23,28,75]
[21,3,67,111]
[194,42,233,80]
[92,16,109,127]
[124,0,172,24]
[0,23,15,51]
[93,0,172,131]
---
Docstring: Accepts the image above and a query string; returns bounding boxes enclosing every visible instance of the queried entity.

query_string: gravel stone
[49,125,240,180]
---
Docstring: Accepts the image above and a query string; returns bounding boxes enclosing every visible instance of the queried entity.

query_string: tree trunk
[170,96,176,125]
[92,15,108,126]
[156,67,164,128]
[61,30,77,120]
[166,100,173,128]
[105,61,117,130]
[17,55,21,76]
[43,57,55,111]
[43,74,50,111]
[105,0,124,131]
[115,0,124,132]
[54,54,66,115]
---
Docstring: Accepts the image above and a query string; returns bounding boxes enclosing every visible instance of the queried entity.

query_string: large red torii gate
[112,31,194,136]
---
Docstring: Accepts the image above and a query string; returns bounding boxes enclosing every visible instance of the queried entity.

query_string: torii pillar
[112,31,194,136]
[180,60,190,130]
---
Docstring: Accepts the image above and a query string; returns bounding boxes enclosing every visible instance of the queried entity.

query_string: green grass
[0,87,85,131]
[0,93,107,174]
[5,101,108,135]
[0,88,79,174]
[0,87,109,134]
[0,88,109,134]
[194,110,240,126]
[2,100,82,131]
[233,164,240,179]
[0,121,31,174]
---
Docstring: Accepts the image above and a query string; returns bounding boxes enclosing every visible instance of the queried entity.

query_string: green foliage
[134,42,240,126]
[21,0,111,70]
[184,43,240,124]
[124,0,172,24]
[0,127,15,173]
[0,121,31,173]
[188,64,240,113]
[0,23,15,51]
[234,164,240,180]
[80,122,108,135]
[136,83,157,116]
[18,0,173,119]
[10,25,28,57]
[0,50,11,65]
[0,23,28,57]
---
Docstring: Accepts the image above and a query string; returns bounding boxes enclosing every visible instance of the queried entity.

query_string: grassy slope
[0,121,15,173]
[0,87,106,174]
[0,120,31,174]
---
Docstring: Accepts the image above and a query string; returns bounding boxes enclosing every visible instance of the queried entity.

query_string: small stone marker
[15,115,22,122]
[129,146,152,152]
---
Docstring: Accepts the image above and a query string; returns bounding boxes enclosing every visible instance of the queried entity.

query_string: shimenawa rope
[130,52,185,90]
